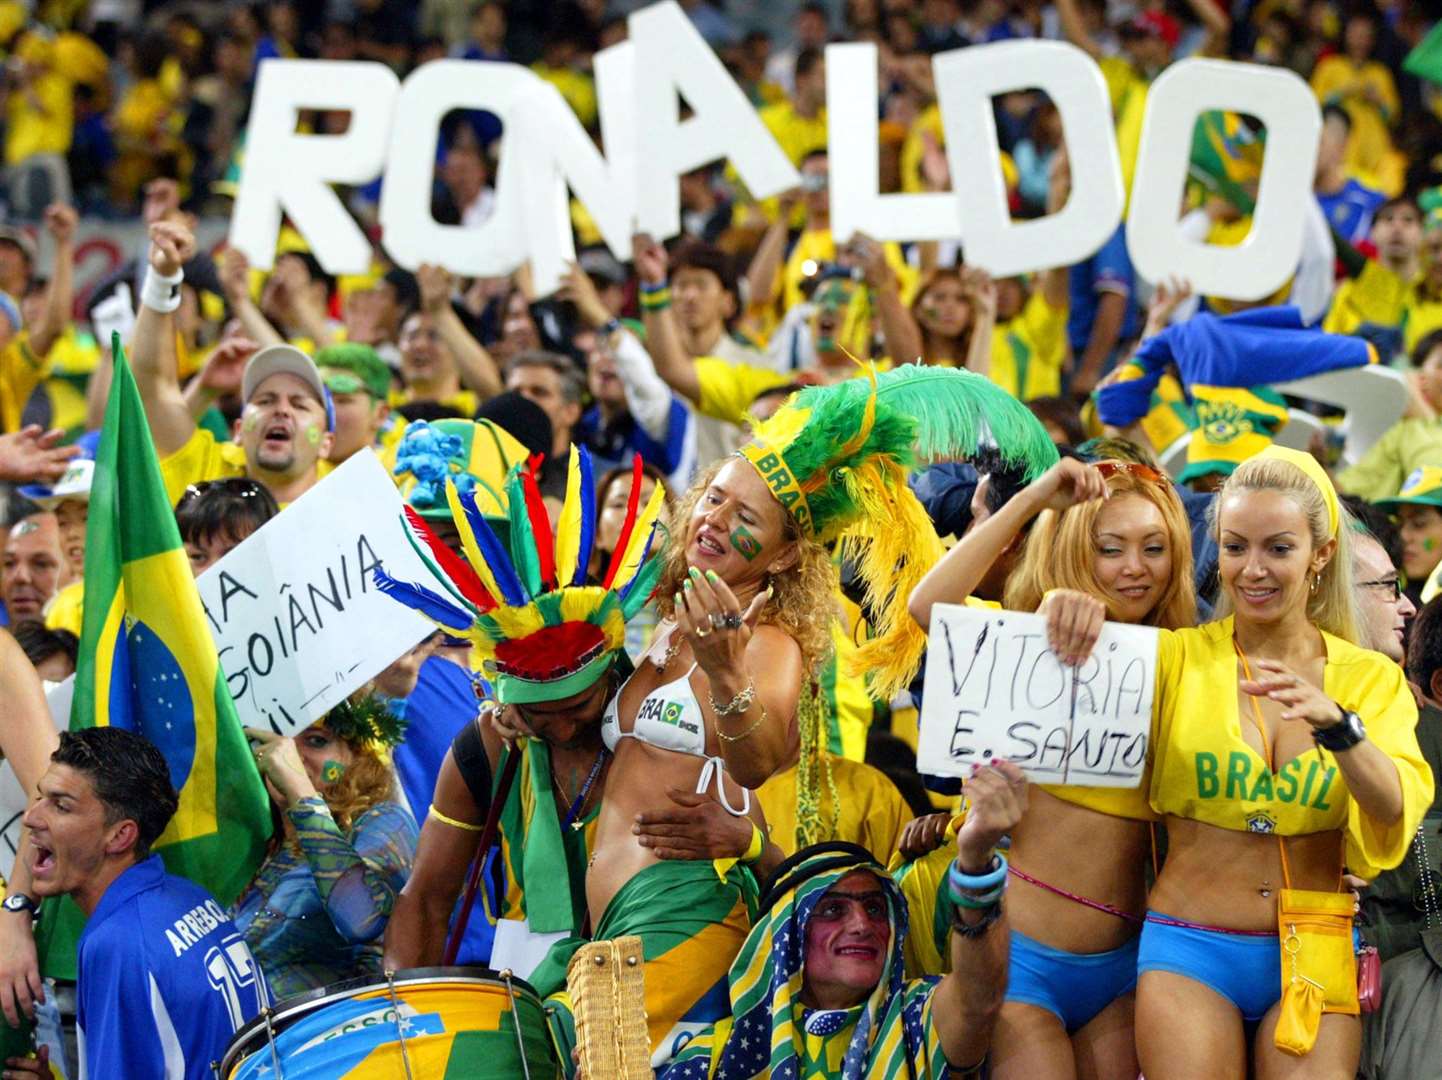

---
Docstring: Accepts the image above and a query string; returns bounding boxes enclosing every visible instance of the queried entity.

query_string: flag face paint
[321,759,346,784]
[729,526,762,561]
[304,423,323,446]
[1425,538,1437,553]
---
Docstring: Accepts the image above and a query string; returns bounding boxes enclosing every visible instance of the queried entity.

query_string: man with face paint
[130,221,336,508]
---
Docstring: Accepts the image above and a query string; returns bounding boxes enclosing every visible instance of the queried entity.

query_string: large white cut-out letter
[826,42,962,244]
[509,41,639,295]
[230,60,399,272]
[1127,59,1321,301]
[630,0,798,239]
[379,59,539,278]
[932,40,1122,276]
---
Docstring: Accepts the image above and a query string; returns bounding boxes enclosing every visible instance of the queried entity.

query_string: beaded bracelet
[950,900,1005,939]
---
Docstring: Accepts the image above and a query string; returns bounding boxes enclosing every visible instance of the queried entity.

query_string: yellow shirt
[1323,259,1418,337]
[1151,617,1432,879]
[1311,56,1398,178]
[158,428,334,509]
[899,104,1018,198]
[989,290,1067,401]
[387,388,479,418]
[43,580,83,636]
[5,70,73,164]
[693,357,792,428]
[757,753,909,862]
[531,63,596,129]
[0,333,50,433]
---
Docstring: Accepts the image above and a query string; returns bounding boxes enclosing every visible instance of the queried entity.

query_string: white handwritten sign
[916,604,1158,787]
[196,449,434,736]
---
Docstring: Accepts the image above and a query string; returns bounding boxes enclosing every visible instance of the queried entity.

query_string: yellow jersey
[757,753,909,863]
[158,428,334,509]
[0,332,50,433]
[989,290,1068,401]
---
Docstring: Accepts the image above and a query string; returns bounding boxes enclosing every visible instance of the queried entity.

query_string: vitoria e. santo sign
[229,0,1321,301]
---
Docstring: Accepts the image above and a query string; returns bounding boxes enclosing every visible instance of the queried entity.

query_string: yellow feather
[610,480,667,594]
[840,463,945,702]
[558,587,610,625]
[489,603,548,641]
[446,478,508,606]
[554,448,584,585]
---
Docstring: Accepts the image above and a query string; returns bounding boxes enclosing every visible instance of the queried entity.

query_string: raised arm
[741,189,800,325]
[634,234,702,405]
[908,458,1108,630]
[929,761,1027,1069]
[418,263,501,399]
[218,247,285,349]
[963,269,996,378]
[131,222,198,457]
[1054,0,1103,60]
[855,235,923,364]
[29,205,77,359]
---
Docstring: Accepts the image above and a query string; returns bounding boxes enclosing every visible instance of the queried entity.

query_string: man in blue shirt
[1067,222,1140,400]
[1315,104,1387,246]
[13,728,266,1079]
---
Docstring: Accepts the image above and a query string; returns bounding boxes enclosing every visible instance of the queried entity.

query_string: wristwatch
[1314,707,1366,752]
[1,893,38,919]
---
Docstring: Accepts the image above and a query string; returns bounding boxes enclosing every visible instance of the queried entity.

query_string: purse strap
[1234,640,1344,893]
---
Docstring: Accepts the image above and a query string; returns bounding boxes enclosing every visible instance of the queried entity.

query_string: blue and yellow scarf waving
[659,844,949,1080]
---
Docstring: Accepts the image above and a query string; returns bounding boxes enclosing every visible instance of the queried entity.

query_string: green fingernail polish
[684,579,692,591]
[674,592,682,605]
[689,566,701,578]
[705,570,718,582]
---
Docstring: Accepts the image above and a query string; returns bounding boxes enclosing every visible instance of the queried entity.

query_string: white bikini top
[601,632,751,817]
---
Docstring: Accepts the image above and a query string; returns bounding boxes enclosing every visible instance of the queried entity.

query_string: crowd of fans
[0,0,1440,1078]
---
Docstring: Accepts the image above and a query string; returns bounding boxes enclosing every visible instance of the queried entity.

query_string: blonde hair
[1006,464,1198,630]
[655,459,837,676]
[1210,454,1359,642]
[277,736,397,855]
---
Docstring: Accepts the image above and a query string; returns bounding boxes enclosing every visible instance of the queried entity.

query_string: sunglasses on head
[1093,460,1167,486]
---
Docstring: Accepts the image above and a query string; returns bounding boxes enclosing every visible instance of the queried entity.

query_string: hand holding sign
[1039,588,1107,668]
[917,604,1158,788]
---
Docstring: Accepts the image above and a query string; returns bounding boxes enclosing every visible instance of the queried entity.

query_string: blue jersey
[1068,222,1140,356]
[77,856,267,1080]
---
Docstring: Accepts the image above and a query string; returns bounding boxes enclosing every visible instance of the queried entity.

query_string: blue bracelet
[950,885,1006,909]
[948,852,1008,894]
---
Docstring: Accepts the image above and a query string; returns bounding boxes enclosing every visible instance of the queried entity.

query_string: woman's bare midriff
[1148,816,1347,932]
[1007,787,1150,953]
[586,735,753,922]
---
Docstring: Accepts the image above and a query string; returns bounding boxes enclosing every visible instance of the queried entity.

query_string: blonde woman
[236,696,417,1000]
[909,454,1196,1080]
[1047,446,1433,1079]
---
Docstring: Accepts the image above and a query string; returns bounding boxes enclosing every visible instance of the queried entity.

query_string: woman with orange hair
[908,453,1196,1080]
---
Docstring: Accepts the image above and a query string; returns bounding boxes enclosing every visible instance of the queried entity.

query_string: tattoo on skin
[730,525,762,561]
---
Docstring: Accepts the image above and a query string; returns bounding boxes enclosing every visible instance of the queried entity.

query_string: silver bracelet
[709,680,756,717]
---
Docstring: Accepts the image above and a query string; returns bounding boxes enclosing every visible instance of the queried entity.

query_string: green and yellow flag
[39,338,271,979]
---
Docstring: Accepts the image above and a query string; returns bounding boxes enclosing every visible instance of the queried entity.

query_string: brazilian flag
[38,338,271,980]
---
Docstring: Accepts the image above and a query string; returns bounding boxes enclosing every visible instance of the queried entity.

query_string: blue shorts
[1137,914,1281,1022]
[1005,930,1140,1033]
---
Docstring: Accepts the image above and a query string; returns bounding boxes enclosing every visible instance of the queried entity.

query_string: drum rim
[219,966,547,1073]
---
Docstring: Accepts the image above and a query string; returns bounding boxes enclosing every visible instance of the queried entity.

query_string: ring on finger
[723,612,743,630]
[709,612,726,630]
[695,625,711,638]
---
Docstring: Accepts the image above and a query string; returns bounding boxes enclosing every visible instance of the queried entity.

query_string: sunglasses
[1093,460,1167,486]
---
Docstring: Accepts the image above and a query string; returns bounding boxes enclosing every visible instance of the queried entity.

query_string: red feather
[404,506,496,612]
[602,455,645,589]
[522,455,556,590]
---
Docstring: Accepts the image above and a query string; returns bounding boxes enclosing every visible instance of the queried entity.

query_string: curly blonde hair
[278,734,397,853]
[654,459,837,676]
[1006,463,1198,630]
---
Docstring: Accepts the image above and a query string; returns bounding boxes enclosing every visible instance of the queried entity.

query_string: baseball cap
[1375,466,1442,512]
[18,429,99,506]
[315,342,392,401]
[242,343,335,426]
[1123,10,1180,49]
[0,227,36,267]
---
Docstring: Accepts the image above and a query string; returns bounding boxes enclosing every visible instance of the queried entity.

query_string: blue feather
[373,568,474,632]
[460,488,529,606]
[572,446,596,586]
[618,523,658,606]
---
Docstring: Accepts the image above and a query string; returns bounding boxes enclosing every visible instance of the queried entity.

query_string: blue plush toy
[393,420,476,509]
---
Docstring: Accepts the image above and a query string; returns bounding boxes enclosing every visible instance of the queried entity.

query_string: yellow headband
[1252,444,1339,538]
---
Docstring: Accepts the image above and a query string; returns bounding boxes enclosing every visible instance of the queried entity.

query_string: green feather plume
[325,692,407,748]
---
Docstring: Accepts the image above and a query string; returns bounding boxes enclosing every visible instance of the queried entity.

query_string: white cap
[18,459,94,506]
[241,344,327,406]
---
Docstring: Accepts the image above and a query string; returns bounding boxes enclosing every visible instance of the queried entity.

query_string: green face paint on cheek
[241,412,260,433]
[1425,538,1438,553]
[304,423,322,447]
[730,525,762,561]
[320,759,346,784]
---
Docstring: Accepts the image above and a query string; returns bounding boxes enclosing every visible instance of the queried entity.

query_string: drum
[219,967,560,1079]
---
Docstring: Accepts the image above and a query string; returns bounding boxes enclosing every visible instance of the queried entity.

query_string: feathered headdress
[375,447,665,705]
[739,363,1058,701]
